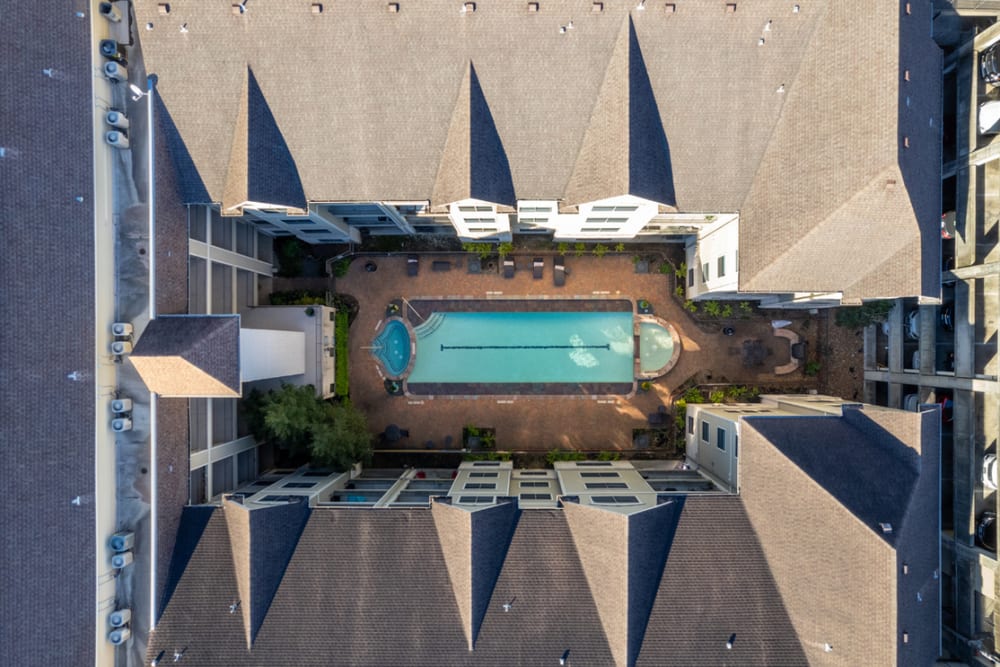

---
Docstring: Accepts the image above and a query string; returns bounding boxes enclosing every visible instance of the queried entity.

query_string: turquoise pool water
[373,319,411,377]
[407,311,634,384]
[639,321,675,373]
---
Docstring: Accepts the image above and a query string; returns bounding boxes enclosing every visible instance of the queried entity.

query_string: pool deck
[338,253,812,452]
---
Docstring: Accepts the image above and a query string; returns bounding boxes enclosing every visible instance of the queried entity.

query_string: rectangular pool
[406,311,634,385]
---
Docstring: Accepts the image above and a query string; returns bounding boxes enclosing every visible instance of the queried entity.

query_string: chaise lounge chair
[532,257,544,279]
[554,255,567,286]
[503,258,515,279]
[407,255,419,276]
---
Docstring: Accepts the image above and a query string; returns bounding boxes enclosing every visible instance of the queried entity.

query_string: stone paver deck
[337,253,815,451]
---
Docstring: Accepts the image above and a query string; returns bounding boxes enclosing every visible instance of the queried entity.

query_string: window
[577,462,613,467]
[717,427,726,451]
[261,495,293,503]
[584,217,628,225]
[581,471,620,478]
[470,472,498,478]
[303,471,331,477]
[521,493,552,500]
[585,482,628,489]
[458,495,494,504]
[701,421,709,442]
[464,483,496,490]
[591,495,640,505]
[701,262,710,282]
[580,226,620,233]
[591,205,637,212]
[520,471,548,476]
[519,217,549,224]
[520,481,550,488]
[458,205,493,212]
[717,255,726,277]
[281,218,315,225]
[688,268,694,287]
[734,435,739,457]
[687,416,694,435]
[520,206,551,213]
[473,462,500,466]
[283,482,316,489]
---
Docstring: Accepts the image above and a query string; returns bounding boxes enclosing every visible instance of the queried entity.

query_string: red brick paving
[337,253,816,451]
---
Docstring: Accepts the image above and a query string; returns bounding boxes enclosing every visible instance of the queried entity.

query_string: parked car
[940,304,954,331]
[905,309,920,340]
[938,392,954,424]
[978,511,997,551]
[984,454,998,491]
[941,211,957,239]
[980,100,1000,134]
[983,43,1000,84]
[903,393,919,411]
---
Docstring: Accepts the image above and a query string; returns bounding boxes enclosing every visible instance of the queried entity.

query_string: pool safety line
[440,343,611,351]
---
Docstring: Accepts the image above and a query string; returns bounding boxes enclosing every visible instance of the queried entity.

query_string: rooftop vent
[902,563,909,574]
[527,1,539,11]
[461,2,476,13]
[793,4,799,12]
[108,627,131,645]
[823,643,833,653]
[726,3,737,12]
[157,3,170,13]
[879,522,893,534]
[99,2,122,22]
[111,321,133,336]
[387,2,399,11]
[904,69,910,81]
[592,1,604,11]
[108,608,132,628]
[905,2,911,15]
[903,631,909,644]
[311,2,323,12]
[111,398,133,414]
[665,3,676,12]
[903,136,910,148]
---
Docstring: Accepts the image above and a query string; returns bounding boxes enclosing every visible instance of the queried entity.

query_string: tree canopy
[243,384,372,470]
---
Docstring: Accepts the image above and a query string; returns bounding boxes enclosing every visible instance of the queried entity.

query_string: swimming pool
[372,319,411,377]
[407,311,634,385]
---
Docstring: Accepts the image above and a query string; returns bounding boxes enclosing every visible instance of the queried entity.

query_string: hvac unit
[110,340,132,355]
[103,61,127,83]
[105,111,130,130]
[108,627,131,645]
[99,39,126,64]
[111,418,133,433]
[109,531,135,552]
[110,551,133,569]
[108,608,132,628]
[99,2,122,22]
[110,398,133,413]
[111,321,133,336]
[105,131,129,150]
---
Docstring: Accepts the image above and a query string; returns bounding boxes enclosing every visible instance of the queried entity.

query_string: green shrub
[269,289,326,306]
[682,388,706,404]
[709,390,726,403]
[335,311,350,396]
[739,301,754,316]
[463,451,512,462]
[574,242,586,258]
[546,449,587,465]
[596,450,621,461]
[834,300,894,329]
[614,242,626,253]
[703,301,722,317]
[658,262,673,274]
[684,300,698,313]
[675,284,685,298]
[720,303,733,318]
[329,258,351,278]
[675,261,687,280]
[593,243,609,258]
[804,361,821,376]
[497,242,514,259]
[274,237,304,277]
[462,242,494,259]
[558,242,570,254]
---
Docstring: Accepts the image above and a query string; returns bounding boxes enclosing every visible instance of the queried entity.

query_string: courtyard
[336,252,822,452]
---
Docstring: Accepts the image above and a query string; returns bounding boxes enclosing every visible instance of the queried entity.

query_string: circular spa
[372,318,412,378]
[637,317,681,378]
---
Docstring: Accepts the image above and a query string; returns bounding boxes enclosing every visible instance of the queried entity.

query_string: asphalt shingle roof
[2,1,96,663]
[130,315,242,397]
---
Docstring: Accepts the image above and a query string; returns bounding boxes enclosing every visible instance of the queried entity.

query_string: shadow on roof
[158,505,214,618]
[157,94,210,203]
[627,18,675,208]
[246,68,307,211]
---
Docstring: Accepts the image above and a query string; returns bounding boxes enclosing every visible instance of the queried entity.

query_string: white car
[981,100,1000,135]
[985,454,998,491]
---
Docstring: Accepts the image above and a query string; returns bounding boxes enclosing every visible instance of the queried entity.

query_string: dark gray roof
[150,497,823,666]
[1,1,96,664]
[130,315,241,397]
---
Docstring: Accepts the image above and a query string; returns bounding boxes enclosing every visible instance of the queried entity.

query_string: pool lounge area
[370,298,680,396]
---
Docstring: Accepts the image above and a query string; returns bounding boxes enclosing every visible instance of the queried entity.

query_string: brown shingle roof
[130,315,241,397]
[739,404,940,666]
